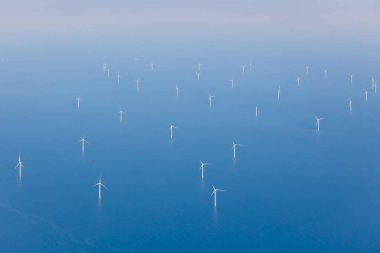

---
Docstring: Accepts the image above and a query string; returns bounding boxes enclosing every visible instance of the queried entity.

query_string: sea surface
[0,38,380,252]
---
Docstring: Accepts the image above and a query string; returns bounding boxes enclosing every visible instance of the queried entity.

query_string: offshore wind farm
[1,0,380,252]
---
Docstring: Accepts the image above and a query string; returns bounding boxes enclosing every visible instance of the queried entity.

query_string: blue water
[1,39,380,252]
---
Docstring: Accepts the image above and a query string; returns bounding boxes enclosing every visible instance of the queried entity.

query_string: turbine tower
[94,178,108,200]
[200,161,211,180]
[211,185,226,208]
[15,152,24,179]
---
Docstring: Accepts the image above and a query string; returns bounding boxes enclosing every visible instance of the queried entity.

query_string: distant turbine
[249,62,253,72]
[277,86,281,101]
[211,185,226,208]
[79,136,88,155]
[348,97,353,113]
[255,106,259,118]
[119,109,124,124]
[232,141,241,160]
[150,63,154,71]
[169,124,177,141]
[349,74,354,84]
[372,80,377,94]
[230,79,234,89]
[136,79,140,91]
[76,96,80,110]
[176,84,179,97]
[305,65,309,75]
[200,161,211,180]
[102,63,107,73]
[241,65,246,74]
[117,72,120,84]
[314,115,324,132]
[15,152,24,179]
[364,90,368,102]
[196,71,200,81]
[324,69,328,79]
[107,69,110,78]
[94,178,108,200]
[208,94,215,108]
[197,63,201,72]
[296,76,301,86]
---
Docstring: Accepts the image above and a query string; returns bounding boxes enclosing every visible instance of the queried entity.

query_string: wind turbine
[76,96,80,110]
[176,84,179,97]
[249,62,253,72]
[372,80,377,94]
[15,152,24,179]
[364,90,368,102]
[197,63,201,72]
[136,79,140,91]
[119,109,124,124]
[348,97,353,113]
[94,178,108,200]
[169,124,177,141]
[241,65,246,74]
[150,63,155,71]
[277,86,281,101]
[102,63,107,73]
[256,106,259,118]
[208,94,215,108]
[305,65,309,75]
[117,72,120,84]
[196,71,200,81]
[296,76,301,86]
[314,115,324,132]
[199,161,211,180]
[349,74,354,84]
[232,141,241,160]
[79,136,88,155]
[211,185,226,208]
[229,79,234,89]
[107,68,110,78]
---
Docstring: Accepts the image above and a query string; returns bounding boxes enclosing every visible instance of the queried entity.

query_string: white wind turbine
[15,152,24,179]
[119,109,124,124]
[199,161,211,181]
[364,90,368,102]
[232,141,241,160]
[117,72,121,84]
[249,62,253,72]
[256,106,259,118]
[349,74,354,84]
[229,79,234,89]
[305,65,309,75]
[196,71,200,81]
[76,96,80,110]
[296,76,301,86]
[372,80,377,94]
[241,65,246,74]
[348,97,353,113]
[169,124,177,141]
[314,115,324,132]
[94,178,108,200]
[136,79,140,91]
[79,136,88,155]
[211,185,226,208]
[176,85,179,97]
[208,94,215,108]
[277,86,281,101]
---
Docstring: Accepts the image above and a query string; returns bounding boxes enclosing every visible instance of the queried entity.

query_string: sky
[0,0,379,40]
